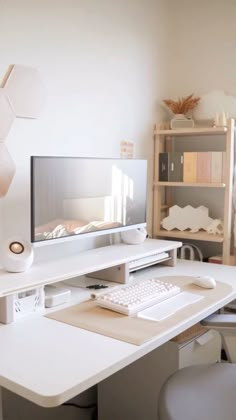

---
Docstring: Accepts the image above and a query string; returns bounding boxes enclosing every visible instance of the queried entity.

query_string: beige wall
[165,0,236,98]
[164,0,236,257]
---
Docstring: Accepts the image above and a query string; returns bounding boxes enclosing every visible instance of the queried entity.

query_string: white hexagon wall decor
[3,64,45,118]
[0,143,16,197]
[0,88,15,141]
[161,205,214,232]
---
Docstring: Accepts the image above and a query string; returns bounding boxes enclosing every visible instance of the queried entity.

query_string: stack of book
[159,152,225,183]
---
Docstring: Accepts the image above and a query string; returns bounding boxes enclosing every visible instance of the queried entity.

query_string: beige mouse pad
[46,277,233,346]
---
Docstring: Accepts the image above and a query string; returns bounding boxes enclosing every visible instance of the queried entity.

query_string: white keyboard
[96,278,181,315]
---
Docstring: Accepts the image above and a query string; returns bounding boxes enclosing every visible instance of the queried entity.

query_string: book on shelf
[208,255,236,265]
[222,152,226,183]
[159,152,183,182]
[159,151,225,184]
[196,152,211,183]
[183,152,197,183]
[208,255,222,264]
[211,152,223,183]
[159,153,168,181]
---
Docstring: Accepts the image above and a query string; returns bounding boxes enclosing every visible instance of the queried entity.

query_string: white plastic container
[0,287,45,324]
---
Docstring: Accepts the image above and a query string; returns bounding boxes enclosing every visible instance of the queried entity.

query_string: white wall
[0,0,169,261]
[165,0,236,98]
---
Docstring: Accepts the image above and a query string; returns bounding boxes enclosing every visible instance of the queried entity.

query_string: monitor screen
[30,156,147,244]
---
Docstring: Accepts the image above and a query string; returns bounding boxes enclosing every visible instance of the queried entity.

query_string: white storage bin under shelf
[0,286,45,324]
[171,329,222,368]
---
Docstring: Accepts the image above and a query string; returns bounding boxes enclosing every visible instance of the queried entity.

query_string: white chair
[158,313,236,420]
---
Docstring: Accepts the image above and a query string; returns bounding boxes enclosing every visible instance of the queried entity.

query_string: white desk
[0,259,236,410]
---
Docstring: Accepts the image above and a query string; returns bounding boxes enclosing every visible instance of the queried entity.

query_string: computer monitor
[30,156,147,245]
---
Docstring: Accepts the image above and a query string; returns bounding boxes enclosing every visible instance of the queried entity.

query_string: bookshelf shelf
[154,182,225,188]
[156,229,224,243]
[154,127,228,136]
[152,119,235,265]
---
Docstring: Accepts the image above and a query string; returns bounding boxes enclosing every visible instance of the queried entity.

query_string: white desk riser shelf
[0,239,181,297]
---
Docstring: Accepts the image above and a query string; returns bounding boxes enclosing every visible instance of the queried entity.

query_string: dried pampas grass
[163,93,200,115]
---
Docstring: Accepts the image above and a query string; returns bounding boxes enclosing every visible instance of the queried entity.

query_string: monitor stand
[87,247,177,284]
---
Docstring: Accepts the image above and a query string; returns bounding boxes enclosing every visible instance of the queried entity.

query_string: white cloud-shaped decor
[3,64,45,119]
[161,205,214,232]
[0,64,45,197]
[0,144,16,197]
[0,88,15,141]
[193,90,236,120]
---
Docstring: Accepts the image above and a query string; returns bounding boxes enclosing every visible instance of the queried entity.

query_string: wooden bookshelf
[152,119,235,265]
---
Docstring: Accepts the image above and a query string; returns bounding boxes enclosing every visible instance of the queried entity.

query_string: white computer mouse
[193,276,216,289]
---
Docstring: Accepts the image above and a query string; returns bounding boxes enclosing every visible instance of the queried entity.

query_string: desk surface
[0,259,236,407]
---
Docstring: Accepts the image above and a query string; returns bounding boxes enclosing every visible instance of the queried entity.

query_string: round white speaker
[2,238,34,273]
[120,228,147,245]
